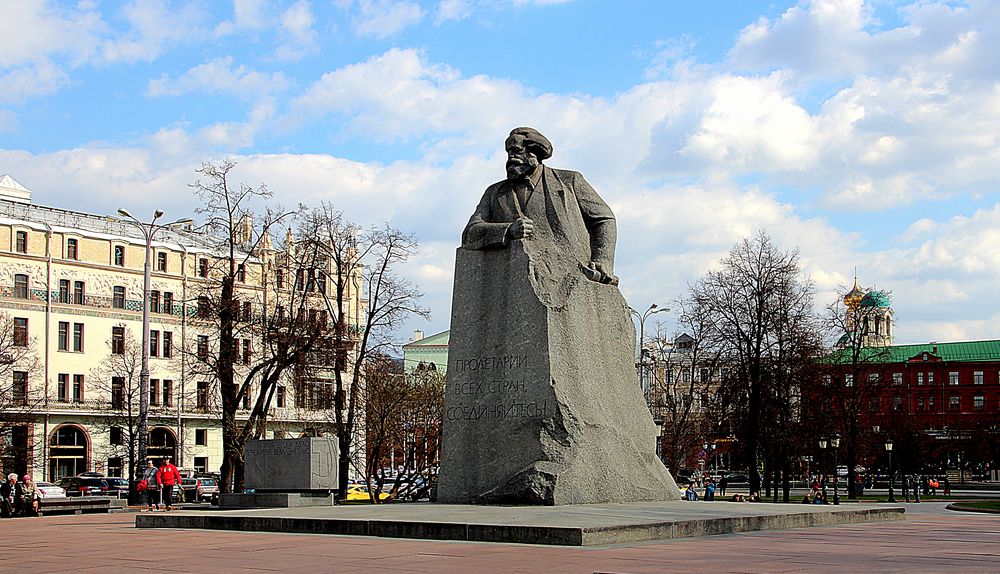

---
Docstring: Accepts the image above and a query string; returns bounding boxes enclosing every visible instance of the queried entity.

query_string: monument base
[137,501,905,546]
[219,492,335,509]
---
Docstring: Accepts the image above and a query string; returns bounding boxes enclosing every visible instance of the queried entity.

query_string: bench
[39,497,113,516]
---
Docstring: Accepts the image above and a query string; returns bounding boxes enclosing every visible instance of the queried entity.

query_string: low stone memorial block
[245,437,338,492]
[437,127,680,505]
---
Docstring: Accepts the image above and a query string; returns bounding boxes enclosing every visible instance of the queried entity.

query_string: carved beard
[506,158,536,180]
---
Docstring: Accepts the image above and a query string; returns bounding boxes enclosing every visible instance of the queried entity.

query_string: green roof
[402,329,450,348]
[859,291,891,308]
[828,339,1000,364]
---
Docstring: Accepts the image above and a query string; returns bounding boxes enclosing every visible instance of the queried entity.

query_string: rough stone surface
[437,240,680,505]
[244,437,338,492]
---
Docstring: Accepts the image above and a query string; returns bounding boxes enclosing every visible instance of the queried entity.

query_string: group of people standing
[139,456,182,511]
[1,473,41,517]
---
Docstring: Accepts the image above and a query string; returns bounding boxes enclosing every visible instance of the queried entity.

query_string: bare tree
[294,204,429,498]
[823,284,895,498]
[0,311,42,477]
[690,231,821,496]
[357,357,443,503]
[187,160,307,493]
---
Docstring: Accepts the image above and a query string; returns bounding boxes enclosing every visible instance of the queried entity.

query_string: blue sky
[3,0,999,345]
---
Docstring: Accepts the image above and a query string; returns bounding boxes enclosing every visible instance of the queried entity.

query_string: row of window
[12,275,178,315]
[870,395,990,412]
[828,369,997,387]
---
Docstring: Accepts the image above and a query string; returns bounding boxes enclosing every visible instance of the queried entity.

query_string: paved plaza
[0,502,996,573]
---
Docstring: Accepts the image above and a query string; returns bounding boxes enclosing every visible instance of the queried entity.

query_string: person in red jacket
[156,456,182,511]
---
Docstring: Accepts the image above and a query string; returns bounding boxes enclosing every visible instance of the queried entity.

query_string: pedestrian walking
[141,460,160,511]
[943,476,951,496]
[157,456,182,511]
[902,475,910,502]
[718,474,728,496]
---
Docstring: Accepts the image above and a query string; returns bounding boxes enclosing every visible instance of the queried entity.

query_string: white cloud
[147,56,289,98]
[353,0,423,39]
[272,0,320,61]
[100,1,208,63]
[0,2,104,67]
[0,60,70,104]
[214,0,269,36]
[435,0,470,23]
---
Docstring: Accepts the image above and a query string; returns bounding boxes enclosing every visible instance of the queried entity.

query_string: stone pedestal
[437,240,680,505]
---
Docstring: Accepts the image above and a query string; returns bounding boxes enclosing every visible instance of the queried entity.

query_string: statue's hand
[583,261,619,285]
[506,217,535,241]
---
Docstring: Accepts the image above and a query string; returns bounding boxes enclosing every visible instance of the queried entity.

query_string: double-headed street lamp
[116,208,191,485]
[628,303,669,391]
[817,436,840,504]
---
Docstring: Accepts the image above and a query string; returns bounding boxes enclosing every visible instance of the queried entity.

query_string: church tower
[842,276,893,347]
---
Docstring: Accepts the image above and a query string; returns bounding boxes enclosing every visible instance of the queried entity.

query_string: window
[112,326,125,354]
[111,377,125,409]
[58,321,69,351]
[66,238,78,260]
[869,373,879,384]
[891,396,902,411]
[845,374,854,387]
[295,269,304,291]
[163,379,172,407]
[309,309,318,324]
[892,372,902,386]
[150,330,159,358]
[156,251,167,272]
[162,331,172,359]
[73,323,84,352]
[242,338,251,365]
[114,245,125,266]
[973,395,985,411]
[928,396,935,411]
[150,290,160,314]
[928,372,935,384]
[949,371,959,385]
[237,264,246,283]
[15,230,27,253]
[198,296,210,317]
[150,379,160,406]
[306,269,315,292]
[974,371,983,385]
[14,274,28,299]
[73,281,85,305]
[241,386,251,410]
[197,335,209,360]
[162,292,173,315]
[113,286,126,309]
[869,397,880,411]
[12,371,28,406]
[276,269,284,289]
[58,279,70,303]
[276,386,286,408]
[193,457,208,474]
[917,372,924,385]
[13,318,28,347]
[277,306,285,322]
[196,382,210,408]
[198,258,208,278]
[57,373,68,402]
[317,273,326,294]
[72,374,84,403]
[110,428,123,446]
[949,396,960,411]
[917,397,925,411]
[242,301,251,323]
[318,310,328,327]
[822,374,831,386]
[195,429,208,446]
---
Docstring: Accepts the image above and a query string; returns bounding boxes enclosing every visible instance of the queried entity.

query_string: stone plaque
[245,437,338,492]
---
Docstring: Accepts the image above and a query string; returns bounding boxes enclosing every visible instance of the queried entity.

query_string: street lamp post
[831,434,841,505]
[117,208,191,488]
[627,303,669,392]
[818,438,827,502]
[885,438,896,503]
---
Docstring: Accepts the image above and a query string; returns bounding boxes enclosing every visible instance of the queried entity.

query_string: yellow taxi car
[345,484,392,502]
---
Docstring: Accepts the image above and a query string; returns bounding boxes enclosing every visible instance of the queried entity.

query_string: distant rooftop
[827,339,1000,364]
[0,174,31,203]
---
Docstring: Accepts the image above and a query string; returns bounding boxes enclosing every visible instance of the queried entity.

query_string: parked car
[104,477,130,498]
[35,481,67,499]
[345,485,391,502]
[723,473,750,487]
[57,476,112,496]
[180,477,219,502]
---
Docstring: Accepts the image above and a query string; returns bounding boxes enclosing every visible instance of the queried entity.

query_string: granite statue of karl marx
[462,127,619,285]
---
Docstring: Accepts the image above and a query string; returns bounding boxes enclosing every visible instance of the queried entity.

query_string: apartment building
[0,176,360,482]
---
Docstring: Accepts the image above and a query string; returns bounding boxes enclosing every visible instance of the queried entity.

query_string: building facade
[0,177,361,482]
[401,330,450,373]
